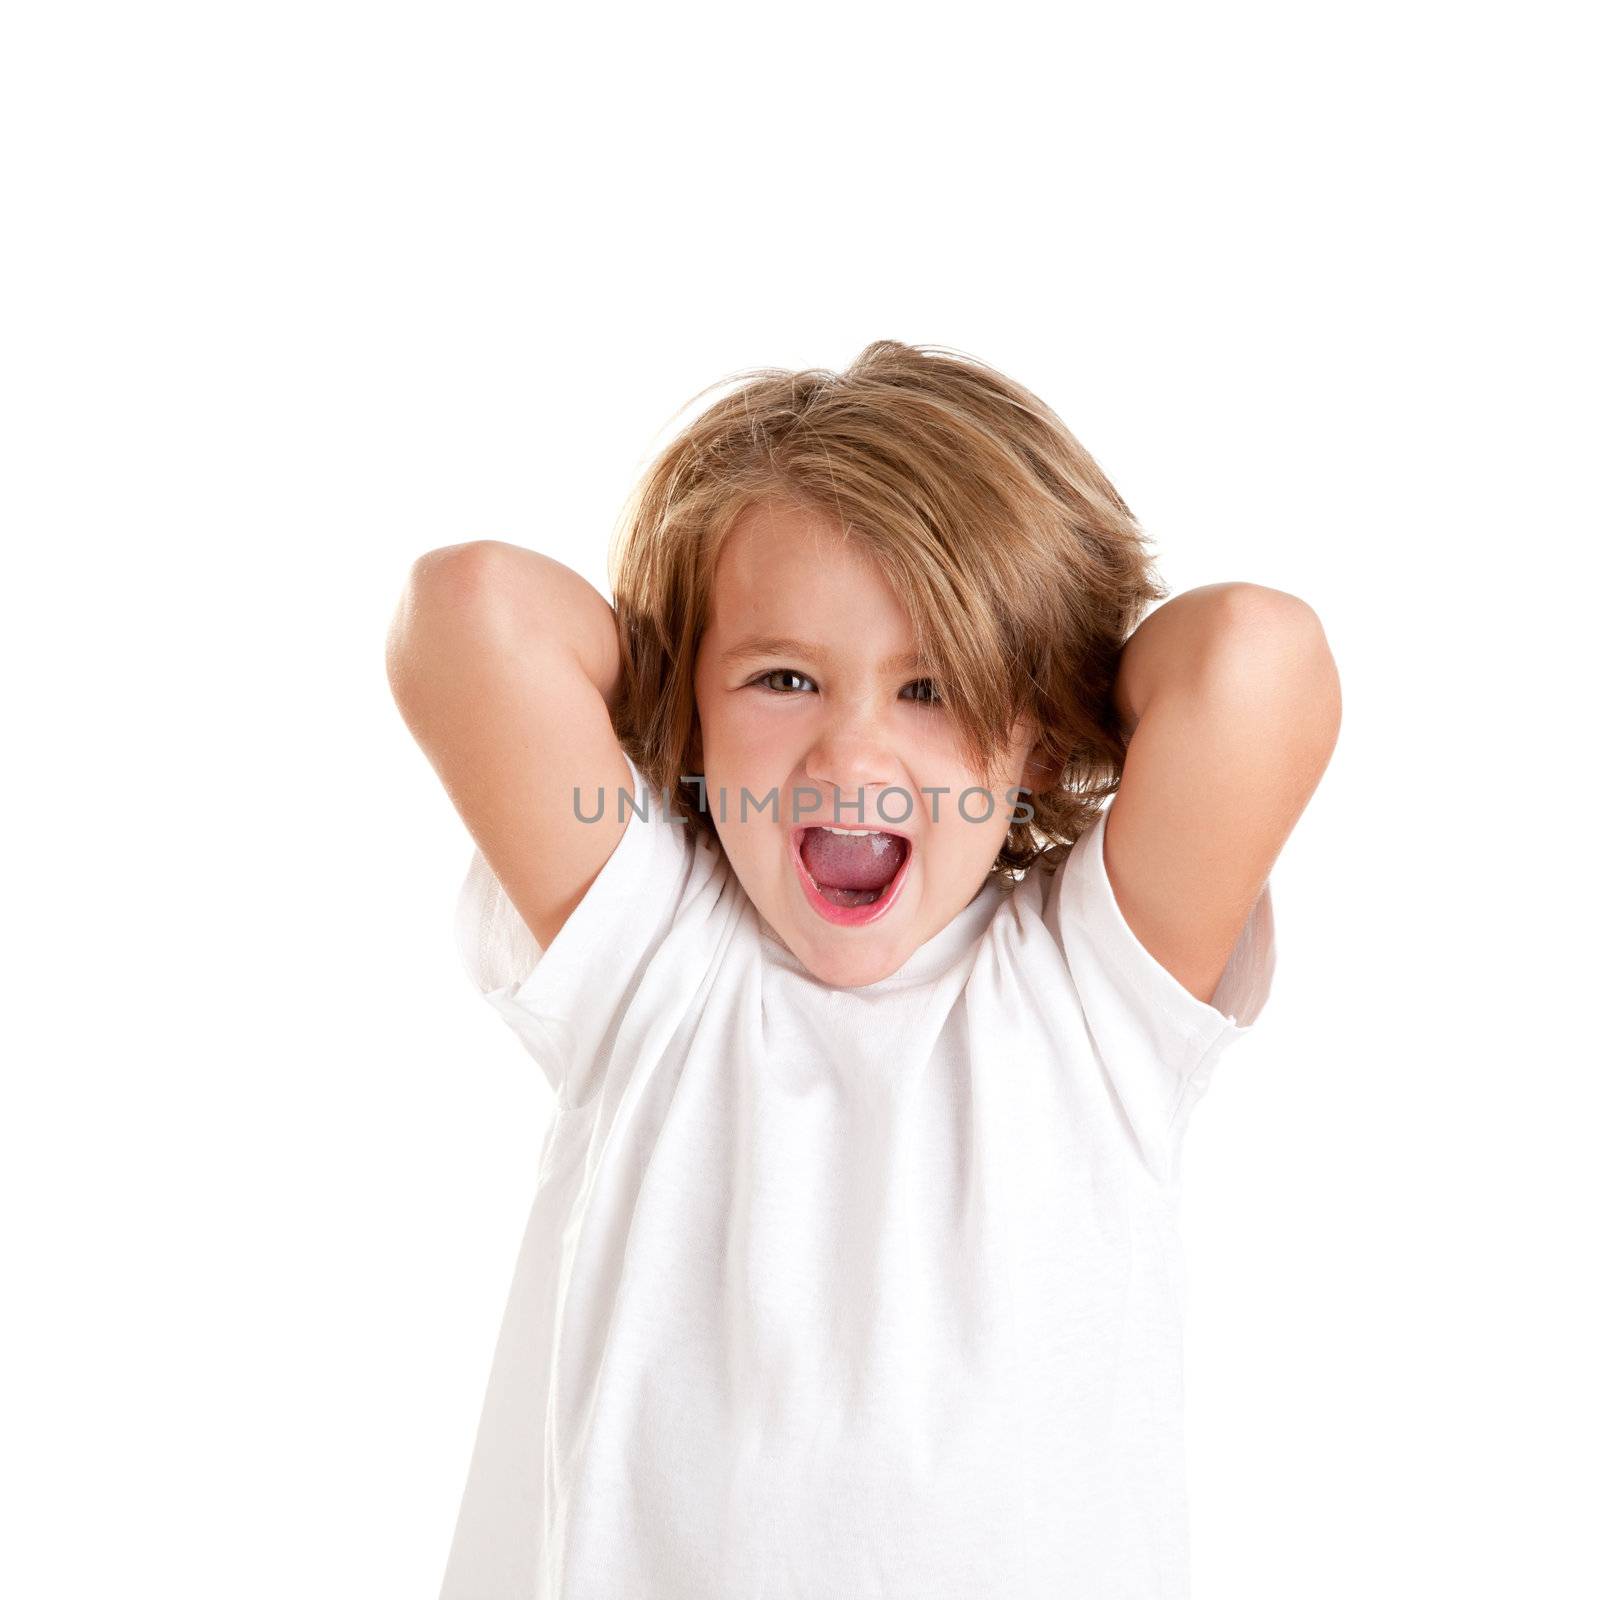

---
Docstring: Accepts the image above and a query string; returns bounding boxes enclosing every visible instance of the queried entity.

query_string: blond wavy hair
[606,339,1166,883]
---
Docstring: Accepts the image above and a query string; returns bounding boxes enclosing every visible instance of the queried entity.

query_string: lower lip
[789,827,913,927]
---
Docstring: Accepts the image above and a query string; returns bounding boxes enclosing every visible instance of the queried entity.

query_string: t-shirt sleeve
[454,749,702,1104]
[1046,799,1277,1179]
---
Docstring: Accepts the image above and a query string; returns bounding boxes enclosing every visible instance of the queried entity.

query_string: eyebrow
[720,635,931,673]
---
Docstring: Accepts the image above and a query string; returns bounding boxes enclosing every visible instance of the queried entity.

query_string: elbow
[385,540,522,714]
[398,539,522,622]
[1204,584,1342,757]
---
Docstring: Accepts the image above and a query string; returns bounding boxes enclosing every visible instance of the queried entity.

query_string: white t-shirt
[441,750,1275,1600]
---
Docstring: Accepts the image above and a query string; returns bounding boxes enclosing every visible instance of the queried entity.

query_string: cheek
[693,689,740,762]
[934,783,1021,839]
[710,693,798,768]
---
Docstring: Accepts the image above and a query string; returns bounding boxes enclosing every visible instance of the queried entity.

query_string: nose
[802,705,899,826]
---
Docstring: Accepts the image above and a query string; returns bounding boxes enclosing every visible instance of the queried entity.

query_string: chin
[789,930,905,990]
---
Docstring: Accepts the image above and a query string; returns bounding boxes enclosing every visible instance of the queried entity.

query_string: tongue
[800,829,908,893]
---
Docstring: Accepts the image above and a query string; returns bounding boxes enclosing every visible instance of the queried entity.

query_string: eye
[748,669,944,705]
[753,668,816,695]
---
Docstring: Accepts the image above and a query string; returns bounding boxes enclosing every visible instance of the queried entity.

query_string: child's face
[691,497,1052,989]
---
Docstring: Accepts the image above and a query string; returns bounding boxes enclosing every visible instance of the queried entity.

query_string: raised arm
[385,539,634,950]
[1106,582,1341,1006]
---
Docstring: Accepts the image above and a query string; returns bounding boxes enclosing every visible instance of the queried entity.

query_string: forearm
[389,539,625,716]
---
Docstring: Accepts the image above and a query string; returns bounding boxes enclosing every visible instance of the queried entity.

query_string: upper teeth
[820,826,879,835]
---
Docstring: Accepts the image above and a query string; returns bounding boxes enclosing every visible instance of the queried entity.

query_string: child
[386,340,1341,1599]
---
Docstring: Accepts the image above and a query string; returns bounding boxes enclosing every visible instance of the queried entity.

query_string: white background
[5,3,1595,1595]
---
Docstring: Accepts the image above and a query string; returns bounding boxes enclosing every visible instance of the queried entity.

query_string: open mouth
[789,825,913,925]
